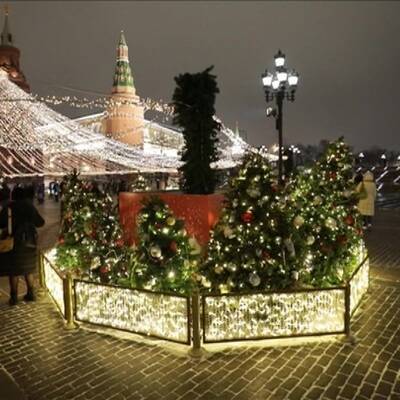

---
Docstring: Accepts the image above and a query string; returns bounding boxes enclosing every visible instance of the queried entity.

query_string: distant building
[76,31,249,163]
[0,6,29,92]
[103,31,145,146]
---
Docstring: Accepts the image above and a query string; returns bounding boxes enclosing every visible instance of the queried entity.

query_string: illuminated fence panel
[43,255,65,316]
[74,281,190,344]
[203,289,346,342]
[349,258,369,315]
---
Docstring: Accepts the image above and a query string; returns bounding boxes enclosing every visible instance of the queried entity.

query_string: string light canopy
[0,72,250,178]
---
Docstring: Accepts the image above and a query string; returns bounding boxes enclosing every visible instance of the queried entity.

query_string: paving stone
[287,386,308,400]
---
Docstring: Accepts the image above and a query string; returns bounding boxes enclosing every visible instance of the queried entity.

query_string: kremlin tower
[103,31,144,146]
[0,5,29,92]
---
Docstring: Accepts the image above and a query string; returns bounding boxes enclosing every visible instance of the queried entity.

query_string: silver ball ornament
[149,244,162,259]
[249,272,261,287]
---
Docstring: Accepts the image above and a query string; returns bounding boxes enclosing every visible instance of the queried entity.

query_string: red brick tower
[0,5,30,92]
[103,31,144,145]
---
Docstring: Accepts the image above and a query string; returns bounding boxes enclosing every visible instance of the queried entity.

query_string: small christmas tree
[289,137,363,286]
[130,174,148,192]
[200,150,305,293]
[57,172,130,284]
[131,196,201,293]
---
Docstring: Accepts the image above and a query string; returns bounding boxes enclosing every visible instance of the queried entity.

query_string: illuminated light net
[203,289,346,342]
[43,250,65,316]
[349,258,369,315]
[74,281,190,344]
[0,74,249,177]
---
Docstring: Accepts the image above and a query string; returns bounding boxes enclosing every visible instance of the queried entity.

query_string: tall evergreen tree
[172,66,220,194]
[288,137,364,286]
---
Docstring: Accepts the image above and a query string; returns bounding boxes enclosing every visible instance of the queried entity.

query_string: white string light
[0,74,250,177]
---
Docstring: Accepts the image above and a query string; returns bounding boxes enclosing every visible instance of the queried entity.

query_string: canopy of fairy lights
[0,72,253,178]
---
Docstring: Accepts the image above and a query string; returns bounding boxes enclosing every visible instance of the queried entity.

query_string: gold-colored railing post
[189,289,206,358]
[37,252,46,299]
[63,272,78,330]
[344,283,354,344]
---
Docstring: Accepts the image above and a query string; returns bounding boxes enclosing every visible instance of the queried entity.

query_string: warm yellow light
[349,258,369,314]
[203,289,346,342]
[43,252,65,316]
[75,281,190,343]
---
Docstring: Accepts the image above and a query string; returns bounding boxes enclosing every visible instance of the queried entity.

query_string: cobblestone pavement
[366,209,400,275]
[1,205,400,400]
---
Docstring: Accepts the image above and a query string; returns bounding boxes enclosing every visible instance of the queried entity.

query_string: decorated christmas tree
[200,150,305,293]
[131,196,201,293]
[130,174,148,192]
[288,137,363,286]
[56,172,130,284]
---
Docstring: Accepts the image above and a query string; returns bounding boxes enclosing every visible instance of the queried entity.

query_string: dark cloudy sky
[7,1,400,150]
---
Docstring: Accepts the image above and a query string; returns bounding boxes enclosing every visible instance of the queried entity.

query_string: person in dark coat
[53,181,60,202]
[0,186,45,305]
[0,182,10,208]
[24,185,35,203]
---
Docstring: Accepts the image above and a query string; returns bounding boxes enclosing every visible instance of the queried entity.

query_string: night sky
[7,1,400,150]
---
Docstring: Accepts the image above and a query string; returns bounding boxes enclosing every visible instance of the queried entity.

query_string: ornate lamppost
[262,50,299,184]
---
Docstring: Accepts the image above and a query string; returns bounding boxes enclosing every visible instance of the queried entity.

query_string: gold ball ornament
[306,235,315,245]
[293,215,305,228]
[246,187,261,198]
[166,217,176,226]
[201,276,212,288]
[189,237,202,255]
[325,217,337,230]
[214,265,224,274]
[223,226,235,238]
[219,284,229,294]
[313,196,323,206]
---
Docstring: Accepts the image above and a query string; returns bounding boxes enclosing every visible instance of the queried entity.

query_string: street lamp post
[262,50,299,185]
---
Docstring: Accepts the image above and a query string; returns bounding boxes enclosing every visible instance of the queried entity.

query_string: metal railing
[39,252,369,353]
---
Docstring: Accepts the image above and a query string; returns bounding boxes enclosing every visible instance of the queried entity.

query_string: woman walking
[356,170,377,230]
[0,186,45,305]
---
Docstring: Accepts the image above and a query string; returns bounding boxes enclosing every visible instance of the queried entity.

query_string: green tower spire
[1,4,13,46]
[112,30,134,94]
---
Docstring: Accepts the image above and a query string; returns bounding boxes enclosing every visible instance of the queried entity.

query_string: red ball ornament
[336,235,348,245]
[241,210,254,223]
[116,239,125,248]
[170,241,178,253]
[329,172,337,180]
[99,266,109,274]
[321,244,333,254]
[344,215,355,226]
[58,236,65,245]
[262,250,271,260]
